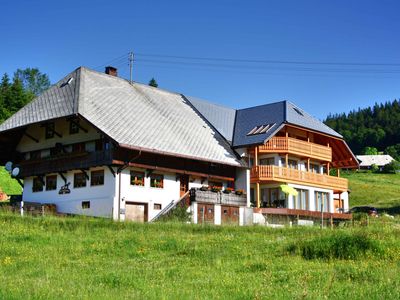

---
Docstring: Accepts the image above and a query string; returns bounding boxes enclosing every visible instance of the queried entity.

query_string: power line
[92,53,129,70]
[134,58,400,74]
[135,52,400,67]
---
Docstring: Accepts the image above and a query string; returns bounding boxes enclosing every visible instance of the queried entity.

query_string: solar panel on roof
[246,123,275,136]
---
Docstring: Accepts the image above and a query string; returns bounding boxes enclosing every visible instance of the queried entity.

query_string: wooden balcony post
[327,162,330,175]
[337,168,340,177]
[256,182,260,208]
[255,146,258,166]
[307,158,310,171]
[285,154,288,168]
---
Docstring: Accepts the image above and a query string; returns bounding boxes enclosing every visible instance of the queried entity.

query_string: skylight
[293,107,304,116]
[247,123,275,136]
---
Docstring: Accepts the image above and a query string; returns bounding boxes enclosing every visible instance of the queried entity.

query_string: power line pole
[129,52,134,84]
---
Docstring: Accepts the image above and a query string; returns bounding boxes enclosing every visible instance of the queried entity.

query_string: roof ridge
[237,100,287,112]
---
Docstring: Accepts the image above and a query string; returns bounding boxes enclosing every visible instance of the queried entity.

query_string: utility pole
[129,52,134,84]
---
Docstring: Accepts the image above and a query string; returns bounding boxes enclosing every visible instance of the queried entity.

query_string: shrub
[287,232,384,260]
[382,160,400,174]
[157,206,191,223]
[370,164,379,173]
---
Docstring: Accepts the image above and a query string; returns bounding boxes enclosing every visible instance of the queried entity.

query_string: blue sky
[1,0,400,119]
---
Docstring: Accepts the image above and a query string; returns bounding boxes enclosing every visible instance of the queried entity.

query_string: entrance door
[197,204,214,224]
[180,175,189,197]
[221,205,239,224]
[125,202,148,222]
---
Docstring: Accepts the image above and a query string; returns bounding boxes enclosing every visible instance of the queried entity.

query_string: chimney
[105,66,118,77]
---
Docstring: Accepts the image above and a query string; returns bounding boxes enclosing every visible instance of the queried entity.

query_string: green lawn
[0,213,399,299]
[342,171,400,214]
[0,167,22,195]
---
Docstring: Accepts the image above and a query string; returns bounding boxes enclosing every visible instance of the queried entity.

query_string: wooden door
[197,204,214,224]
[125,202,148,222]
[180,175,189,197]
[221,206,239,224]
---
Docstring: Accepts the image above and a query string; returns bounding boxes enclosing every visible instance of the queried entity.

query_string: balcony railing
[190,189,247,206]
[258,137,332,161]
[19,150,113,177]
[253,208,352,220]
[251,165,348,191]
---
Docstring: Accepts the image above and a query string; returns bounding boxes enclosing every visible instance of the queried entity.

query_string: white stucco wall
[118,168,181,221]
[235,168,250,206]
[23,167,116,217]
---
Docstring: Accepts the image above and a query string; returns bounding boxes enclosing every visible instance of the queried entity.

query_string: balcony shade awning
[280,184,298,196]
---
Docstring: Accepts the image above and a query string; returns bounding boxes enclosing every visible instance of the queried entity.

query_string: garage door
[197,204,215,224]
[221,206,239,224]
[125,202,148,222]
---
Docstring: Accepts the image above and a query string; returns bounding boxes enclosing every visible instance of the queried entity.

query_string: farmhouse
[356,154,394,170]
[0,66,357,225]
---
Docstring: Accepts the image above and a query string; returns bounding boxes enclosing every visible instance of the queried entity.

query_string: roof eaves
[118,143,246,168]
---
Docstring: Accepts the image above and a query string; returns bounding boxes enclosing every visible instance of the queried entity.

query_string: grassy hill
[0,167,22,195]
[0,213,399,299]
[342,171,400,214]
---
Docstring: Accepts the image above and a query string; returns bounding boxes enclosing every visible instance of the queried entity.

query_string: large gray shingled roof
[0,67,244,167]
[0,66,344,165]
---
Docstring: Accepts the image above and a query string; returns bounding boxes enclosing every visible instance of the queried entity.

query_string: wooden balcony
[251,165,348,191]
[190,189,247,207]
[258,137,332,162]
[19,150,113,177]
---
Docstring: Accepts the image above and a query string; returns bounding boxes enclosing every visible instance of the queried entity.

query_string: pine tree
[148,78,158,88]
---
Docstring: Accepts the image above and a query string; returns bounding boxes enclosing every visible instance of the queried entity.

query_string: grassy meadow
[0,212,400,299]
[0,167,22,195]
[342,171,400,214]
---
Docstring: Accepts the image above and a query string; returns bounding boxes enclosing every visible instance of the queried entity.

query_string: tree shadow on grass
[377,206,400,216]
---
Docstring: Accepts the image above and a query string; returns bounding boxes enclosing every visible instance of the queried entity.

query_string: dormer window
[45,122,55,139]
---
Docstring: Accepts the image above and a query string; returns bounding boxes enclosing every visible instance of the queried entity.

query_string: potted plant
[200,185,209,191]
[235,189,244,195]
[211,186,222,193]
[223,187,234,194]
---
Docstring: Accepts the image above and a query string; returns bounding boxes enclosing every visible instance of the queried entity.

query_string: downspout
[118,171,122,221]
[116,150,142,221]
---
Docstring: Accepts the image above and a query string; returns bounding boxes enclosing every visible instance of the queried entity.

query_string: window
[95,139,103,151]
[82,201,90,209]
[72,142,85,153]
[69,120,79,134]
[45,175,57,191]
[130,171,145,186]
[45,123,55,139]
[154,203,162,210]
[91,170,104,186]
[30,150,41,160]
[288,159,298,169]
[150,174,164,188]
[74,172,87,188]
[268,188,286,208]
[208,181,222,188]
[310,163,319,173]
[294,189,308,210]
[260,158,275,166]
[315,191,329,212]
[50,147,62,156]
[32,177,43,192]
